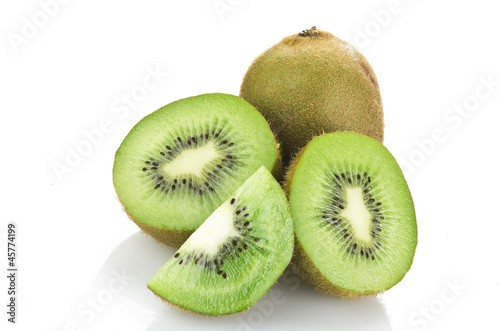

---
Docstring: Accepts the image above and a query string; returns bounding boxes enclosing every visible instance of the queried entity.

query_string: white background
[1,0,499,330]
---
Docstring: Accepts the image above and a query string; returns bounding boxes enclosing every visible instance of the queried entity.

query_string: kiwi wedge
[147,166,294,315]
[113,93,281,247]
[240,26,384,166]
[285,132,417,298]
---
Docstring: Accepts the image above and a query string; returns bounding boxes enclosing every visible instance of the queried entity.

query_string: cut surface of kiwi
[113,93,280,246]
[240,26,384,166]
[286,132,417,298]
[147,166,294,315]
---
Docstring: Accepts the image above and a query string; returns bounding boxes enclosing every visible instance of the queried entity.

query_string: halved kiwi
[285,132,417,298]
[147,166,294,315]
[113,93,281,247]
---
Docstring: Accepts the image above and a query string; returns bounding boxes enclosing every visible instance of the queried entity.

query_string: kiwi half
[148,166,294,315]
[240,26,384,166]
[113,93,281,247]
[285,132,417,298]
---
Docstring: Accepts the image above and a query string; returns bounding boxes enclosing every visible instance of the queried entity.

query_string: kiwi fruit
[147,166,294,315]
[240,26,384,166]
[284,132,417,298]
[113,93,281,247]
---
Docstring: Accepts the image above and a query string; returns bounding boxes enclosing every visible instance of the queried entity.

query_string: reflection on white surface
[88,232,392,331]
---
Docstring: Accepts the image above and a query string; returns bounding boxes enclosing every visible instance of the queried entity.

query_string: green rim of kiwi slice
[113,93,280,246]
[147,166,294,315]
[286,132,417,297]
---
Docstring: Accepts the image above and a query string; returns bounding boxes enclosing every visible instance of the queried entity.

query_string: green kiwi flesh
[113,93,280,247]
[240,26,384,166]
[285,132,417,298]
[147,166,294,315]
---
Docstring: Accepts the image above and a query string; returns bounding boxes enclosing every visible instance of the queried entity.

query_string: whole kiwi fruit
[240,26,384,166]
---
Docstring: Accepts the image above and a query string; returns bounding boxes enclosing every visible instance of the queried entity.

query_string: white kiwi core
[340,187,372,244]
[162,142,220,177]
[182,200,239,256]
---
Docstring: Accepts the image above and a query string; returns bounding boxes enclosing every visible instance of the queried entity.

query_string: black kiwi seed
[231,198,235,204]
[236,210,241,215]
[217,270,222,275]
[232,240,238,246]
[182,179,186,184]
[174,253,179,258]
[142,167,147,171]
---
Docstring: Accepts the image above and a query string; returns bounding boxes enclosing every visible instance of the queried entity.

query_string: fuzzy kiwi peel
[285,132,417,298]
[240,26,384,167]
[113,93,282,247]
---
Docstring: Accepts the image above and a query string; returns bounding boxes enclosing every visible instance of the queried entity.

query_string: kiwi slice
[113,93,281,247]
[240,26,384,166]
[147,166,294,315]
[285,132,417,298]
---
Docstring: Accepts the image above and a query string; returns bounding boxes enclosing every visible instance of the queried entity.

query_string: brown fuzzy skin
[284,135,378,299]
[240,26,384,167]
[122,203,193,247]
[292,237,377,299]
